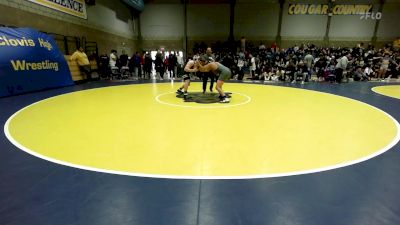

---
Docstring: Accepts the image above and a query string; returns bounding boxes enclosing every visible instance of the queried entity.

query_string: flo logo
[360,12,382,20]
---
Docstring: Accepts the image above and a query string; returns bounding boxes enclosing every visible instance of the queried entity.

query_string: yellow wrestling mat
[5,83,400,179]
[372,85,400,99]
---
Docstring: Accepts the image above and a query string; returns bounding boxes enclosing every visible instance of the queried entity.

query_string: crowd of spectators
[94,41,400,84]
[194,42,400,84]
[97,49,184,80]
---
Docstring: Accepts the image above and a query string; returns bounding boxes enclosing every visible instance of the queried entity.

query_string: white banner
[27,0,87,19]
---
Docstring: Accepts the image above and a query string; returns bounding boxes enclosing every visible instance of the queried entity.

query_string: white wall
[187,4,230,39]
[140,4,184,40]
[234,3,279,39]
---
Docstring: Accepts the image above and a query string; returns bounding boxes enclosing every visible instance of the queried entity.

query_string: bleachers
[65,55,98,82]
[65,55,85,81]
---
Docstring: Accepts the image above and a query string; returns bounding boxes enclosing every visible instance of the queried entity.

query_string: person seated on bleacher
[70,47,91,81]
[326,60,336,82]
[285,60,296,82]
[314,54,327,81]
[364,64,374,79]
[269,67,280,81]
[292,61,308,84]
[353,66,368,81]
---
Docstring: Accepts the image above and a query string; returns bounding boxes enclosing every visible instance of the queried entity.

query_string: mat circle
[372,85,400,100]
[4,83,400,179]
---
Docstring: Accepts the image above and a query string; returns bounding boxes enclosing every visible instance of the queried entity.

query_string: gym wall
[0,0,138,55]
[234,2,279,45]
[2,0,398,54]
[281,0,328,47]
[140,3,184,50]
[141,0,399,50]
[187,4,230,50]
[377,2,400,42]
[140,3,231,52]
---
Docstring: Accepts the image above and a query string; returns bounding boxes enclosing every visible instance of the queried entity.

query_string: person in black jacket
[155,50,164,80]
[202,47,215,93]
[143,52,152,79]
[168,53,177,79]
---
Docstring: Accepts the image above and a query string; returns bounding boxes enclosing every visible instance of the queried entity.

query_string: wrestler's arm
[197,62,213,72]
[184,61,198,73]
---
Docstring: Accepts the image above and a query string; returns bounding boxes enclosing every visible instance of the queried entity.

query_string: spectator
[168,52,177,79]
[129,52,142,79]
[335,53,351,83]
[119,50,129,67]
[99,53,109,79]
[143,52,152,79]
[259,42,266,50]
[109,50,118,68]
[378,52,399,81]
[237,55,245,80]
[70,47,92,81]
[250,54,256,79]
[304,50,314,81]
[164,56,169,78]
[285,60,296,82]
[353,66,368,81]
[292,61,308,84]
[177,53,184,77]
[315,54,327,81]
[155,50,164,80]
[364,64,374,79]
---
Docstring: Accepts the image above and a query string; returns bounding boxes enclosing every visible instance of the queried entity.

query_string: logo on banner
[0,27,73,97]
[360,12,382,20]
[288,4,373,15]
[0,36,58,71]
[27,0,87,19]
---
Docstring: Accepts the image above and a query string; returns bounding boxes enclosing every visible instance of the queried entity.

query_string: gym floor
[1,80,400,225]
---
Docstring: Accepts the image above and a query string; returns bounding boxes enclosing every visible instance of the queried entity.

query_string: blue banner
[0,27,73,97]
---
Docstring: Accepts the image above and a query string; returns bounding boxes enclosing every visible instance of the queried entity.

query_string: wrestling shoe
[220,97,230,103]
[176,89,184,95]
